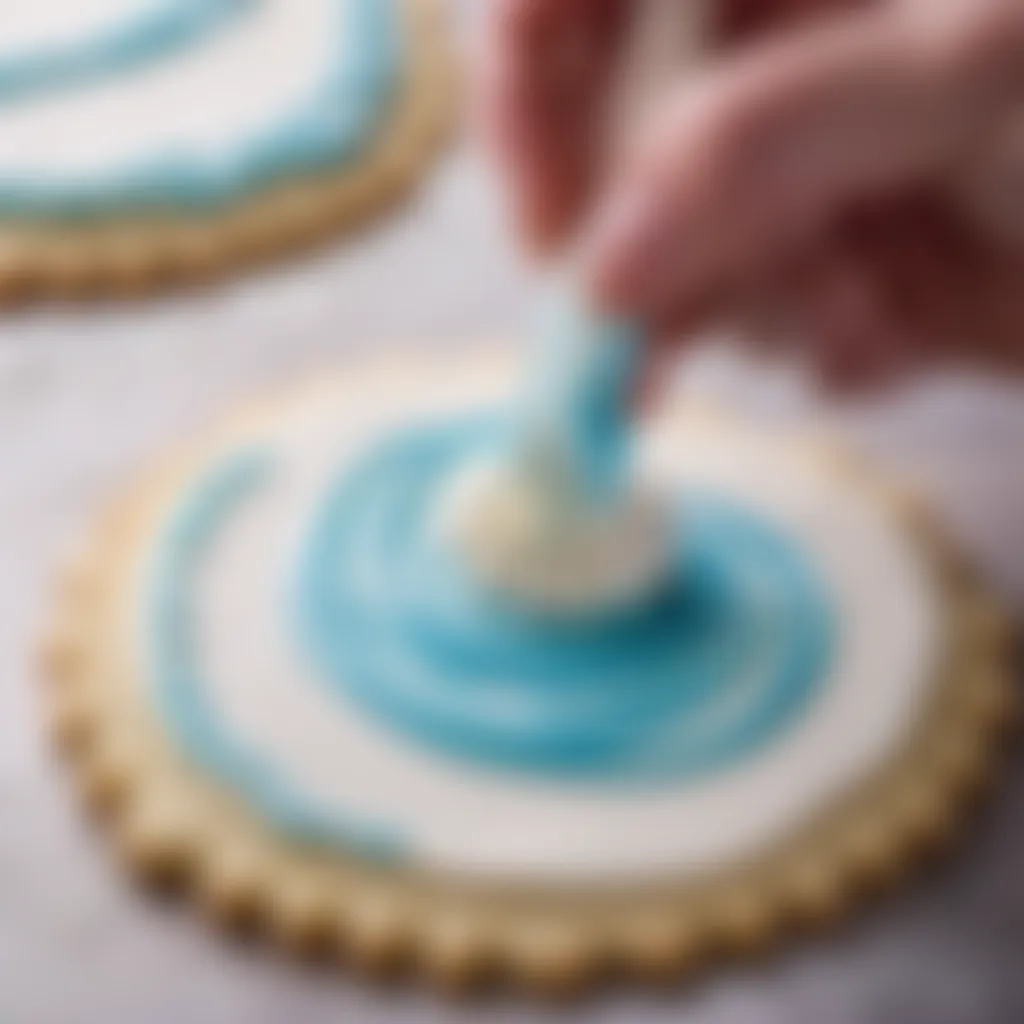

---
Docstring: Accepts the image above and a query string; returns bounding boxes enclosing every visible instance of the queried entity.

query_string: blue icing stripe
[294,417,835,783]
[0,0,402,220]
[0,0,253,108]
[147,449,404,860]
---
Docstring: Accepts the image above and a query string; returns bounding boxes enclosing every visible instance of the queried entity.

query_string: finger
[722,258,819,359]
[815,338,913,395]
[654,264,775,351]
[475,0,628,252]
[980,256,1024,371]
[632,339,683,412]
[843,193,989,362]
[800,248,916,393]
[745,241,907,392]
[585,0,1024,321]
[716,0,874,46]
[633,280,738,410]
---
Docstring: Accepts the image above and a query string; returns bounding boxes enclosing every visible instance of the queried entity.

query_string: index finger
[475,0,629,252]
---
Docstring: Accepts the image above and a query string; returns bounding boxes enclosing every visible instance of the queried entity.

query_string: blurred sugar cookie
[0,0,454,302]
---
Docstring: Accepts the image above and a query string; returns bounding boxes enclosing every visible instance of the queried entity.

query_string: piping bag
[509,0,709,515]
[441,2,709,614]
[512,279,643,514]
[505,0,712,520]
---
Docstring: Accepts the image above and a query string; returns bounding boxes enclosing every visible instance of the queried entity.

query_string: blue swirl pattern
[295,418,834,782]
[145,426,833,859]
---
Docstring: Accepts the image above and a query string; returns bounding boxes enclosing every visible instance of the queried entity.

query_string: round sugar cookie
[42,346,1014,991]
[0,0,454,303]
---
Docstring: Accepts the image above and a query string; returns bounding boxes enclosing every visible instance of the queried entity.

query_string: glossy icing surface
[0,0,402,218]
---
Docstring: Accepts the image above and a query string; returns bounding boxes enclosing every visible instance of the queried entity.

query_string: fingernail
[525,185,578,257]
[583,189,666,312]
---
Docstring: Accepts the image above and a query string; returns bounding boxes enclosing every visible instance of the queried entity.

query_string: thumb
[585,0,1024,323]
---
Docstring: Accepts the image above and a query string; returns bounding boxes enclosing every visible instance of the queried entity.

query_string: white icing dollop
[434,452,673,616]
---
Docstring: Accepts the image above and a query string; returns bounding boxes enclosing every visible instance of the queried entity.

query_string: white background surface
[1,130,1024,1023]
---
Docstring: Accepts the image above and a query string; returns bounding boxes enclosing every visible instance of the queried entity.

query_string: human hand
[475,0,633,251]
[476,0,844,248]
[479,0,1024,390]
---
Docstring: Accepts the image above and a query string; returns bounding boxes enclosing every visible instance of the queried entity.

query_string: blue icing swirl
[144,284,835,848]
[0,0,254,109]
[144,425,834,861]
[148,449,404,859]
[0,0,402,219]
[144,422,833,862]
[295,416,834,781]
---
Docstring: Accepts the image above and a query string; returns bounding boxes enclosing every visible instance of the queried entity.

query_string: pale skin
[476,0,1024,392]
